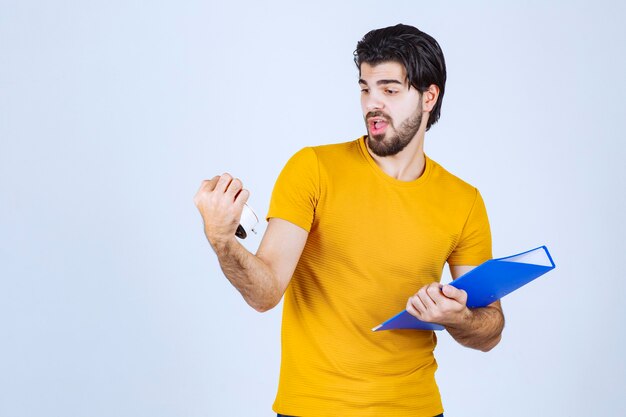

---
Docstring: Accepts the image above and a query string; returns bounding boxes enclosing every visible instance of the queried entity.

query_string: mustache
[366,111,391,122]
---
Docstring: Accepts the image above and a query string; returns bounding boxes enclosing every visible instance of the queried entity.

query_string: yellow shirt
[268,137,492,417]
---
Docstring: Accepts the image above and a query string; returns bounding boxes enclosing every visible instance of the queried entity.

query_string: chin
[367,132,387,143]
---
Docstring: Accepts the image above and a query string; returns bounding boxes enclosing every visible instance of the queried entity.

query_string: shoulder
[309,139,360,161]
[427,157,483,206]
[278,139,359,182]
[284,139,362,173]
[286,139,357,160]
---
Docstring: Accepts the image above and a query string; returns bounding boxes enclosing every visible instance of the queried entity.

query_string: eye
[385,89,398,95]
[360,88,369,94]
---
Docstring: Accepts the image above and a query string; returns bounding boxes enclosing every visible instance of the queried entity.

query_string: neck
[366,131,426,182]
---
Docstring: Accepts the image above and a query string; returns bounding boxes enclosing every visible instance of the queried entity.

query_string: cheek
[395,101,420,123]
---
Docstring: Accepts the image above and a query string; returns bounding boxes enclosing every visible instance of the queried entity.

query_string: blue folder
[372,245,556,331]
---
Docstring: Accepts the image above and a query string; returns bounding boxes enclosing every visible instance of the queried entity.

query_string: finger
[417,285,437,310]
[406,297,422,318]
[225,178,243,200]
[205,175,220,191]
[194,176,220,205]
[426,283,445,303]
[235,189,250,207]
[195,176,218,195]
[215,173,233,193]
[442,285,467,305]
[408,293,427,315]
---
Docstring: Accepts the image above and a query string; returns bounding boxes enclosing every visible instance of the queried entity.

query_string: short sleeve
[267,147,320,232]
[447,189,492,266]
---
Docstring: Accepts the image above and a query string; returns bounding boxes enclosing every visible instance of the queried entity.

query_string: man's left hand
[406,283,471,327]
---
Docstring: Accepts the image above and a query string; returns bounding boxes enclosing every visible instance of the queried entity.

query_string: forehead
[359,61,408,84]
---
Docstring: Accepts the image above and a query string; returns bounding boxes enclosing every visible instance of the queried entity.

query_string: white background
[1,1,625,416]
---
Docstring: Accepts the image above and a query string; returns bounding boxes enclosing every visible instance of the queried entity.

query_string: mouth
[367,116,389,136]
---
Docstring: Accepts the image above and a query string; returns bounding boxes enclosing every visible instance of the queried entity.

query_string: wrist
[445,307,473,330]
[206,230,235,253]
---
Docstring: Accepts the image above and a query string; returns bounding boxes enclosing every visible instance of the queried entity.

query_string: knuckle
[427,286,436,296]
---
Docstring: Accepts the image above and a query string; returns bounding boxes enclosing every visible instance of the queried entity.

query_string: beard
[366,104,423,157]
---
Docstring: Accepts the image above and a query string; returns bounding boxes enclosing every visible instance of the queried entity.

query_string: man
[194,24,504,417]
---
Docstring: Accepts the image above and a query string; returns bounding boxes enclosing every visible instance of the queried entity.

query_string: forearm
[194,176,303,312]
[446,304,504,352]
[211,236,282,312]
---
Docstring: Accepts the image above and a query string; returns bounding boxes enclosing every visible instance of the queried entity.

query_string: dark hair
[354,24,447,131]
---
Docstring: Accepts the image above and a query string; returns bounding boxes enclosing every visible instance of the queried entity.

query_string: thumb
[442,285,467,304]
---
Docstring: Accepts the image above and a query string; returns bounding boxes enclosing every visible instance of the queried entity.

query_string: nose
[363,91,384,113]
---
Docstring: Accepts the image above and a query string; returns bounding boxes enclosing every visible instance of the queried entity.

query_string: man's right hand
[193,173,250,249]
[193,173,308,311]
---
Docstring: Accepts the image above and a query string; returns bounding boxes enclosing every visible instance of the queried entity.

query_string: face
[359,61,424,157]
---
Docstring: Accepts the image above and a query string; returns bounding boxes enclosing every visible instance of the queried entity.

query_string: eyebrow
[358,79,404,86]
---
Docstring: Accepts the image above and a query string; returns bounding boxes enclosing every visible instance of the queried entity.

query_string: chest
[309,175,460,283]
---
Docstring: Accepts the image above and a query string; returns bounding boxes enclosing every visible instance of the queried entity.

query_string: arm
[406,265,504,352]
[194,174,308,312]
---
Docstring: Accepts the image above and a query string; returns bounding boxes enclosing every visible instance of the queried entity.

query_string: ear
[421,84,440,113]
